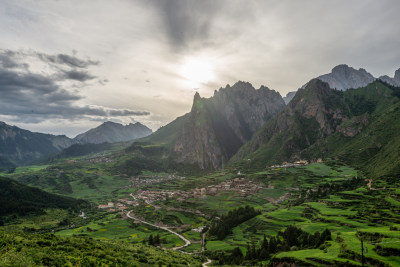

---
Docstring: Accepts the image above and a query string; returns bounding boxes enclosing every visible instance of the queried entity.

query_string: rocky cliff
[173,81,285,169]
[74,121,152,144]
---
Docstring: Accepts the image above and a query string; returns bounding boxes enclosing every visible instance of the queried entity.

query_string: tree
[148,234,154,246]
[154,234,160,246]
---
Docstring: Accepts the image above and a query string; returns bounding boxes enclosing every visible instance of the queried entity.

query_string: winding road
[126,211,211,265]
[126,211,191,250]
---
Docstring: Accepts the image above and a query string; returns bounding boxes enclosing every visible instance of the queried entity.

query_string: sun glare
[180,58,214,87]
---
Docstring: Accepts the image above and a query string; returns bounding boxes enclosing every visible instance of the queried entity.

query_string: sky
[1,0,400,137]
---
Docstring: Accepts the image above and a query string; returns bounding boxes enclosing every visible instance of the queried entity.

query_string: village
[98,177,264,211]
[268,159,311,169]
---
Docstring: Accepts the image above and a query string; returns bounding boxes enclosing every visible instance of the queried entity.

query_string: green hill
[231,79,400,177]
[0,176,88,217]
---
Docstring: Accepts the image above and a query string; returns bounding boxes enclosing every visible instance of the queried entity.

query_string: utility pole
[361,237,365,267]
[221,156,224,174]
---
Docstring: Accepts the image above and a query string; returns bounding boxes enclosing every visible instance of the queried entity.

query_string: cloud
[38,53,99,68]
[145,0,221,52]
[61,70,96,81]
[0,49,149,124]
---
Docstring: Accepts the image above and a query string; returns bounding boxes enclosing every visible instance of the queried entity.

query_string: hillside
[231,79,400,175]
[0,176,88,217]
[0,155,15,172]
[302,91,400,177]
[74,121,152,144]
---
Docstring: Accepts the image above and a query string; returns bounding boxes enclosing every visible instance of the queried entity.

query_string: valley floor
[2,161,400,266]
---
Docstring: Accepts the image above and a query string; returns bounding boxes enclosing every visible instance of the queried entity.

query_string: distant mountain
[231,79,400,177]
[0,121,76,166]
[0,176,88,217]
[304,64,375,91]
[283,91,297,104]
[74,121,152,144]
[378,67,400,86]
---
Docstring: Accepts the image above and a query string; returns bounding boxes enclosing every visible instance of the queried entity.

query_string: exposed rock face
[0,121,76,165]
[337,114,370,137]
[74,121,152,144]
[395,68,400,83]
[174,82,285,169]
[378,68,400,86]
[315,64,375,90]
[283,91,297,104]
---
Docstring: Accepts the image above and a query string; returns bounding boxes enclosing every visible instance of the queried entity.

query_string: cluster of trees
[209,206,260,240]
[291,176,365,205]
[148,234,161,246]
[0,231,201,266]
[216,226,332,265]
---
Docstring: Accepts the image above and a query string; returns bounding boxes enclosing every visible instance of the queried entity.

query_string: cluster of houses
[87,157,114,163]
[190,178,263,198]
[97,199,134,212]
[126,178,264,205]
[98,177,266,212]
[268,160,311,169]
[125,174,185,189]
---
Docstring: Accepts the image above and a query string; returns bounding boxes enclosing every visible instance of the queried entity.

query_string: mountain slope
[301,82,400,177]
[0,176,88,217]
[231,79,399,174]
[0,121,76,165]
[74,121,152,144]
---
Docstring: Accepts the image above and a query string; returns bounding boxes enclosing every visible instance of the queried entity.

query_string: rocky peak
[302,64,375,91]
[394,68,400,82]
[174,81,285,169]
[316,64,375,91]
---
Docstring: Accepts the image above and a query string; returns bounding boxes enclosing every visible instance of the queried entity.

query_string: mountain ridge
[74,121,152,144]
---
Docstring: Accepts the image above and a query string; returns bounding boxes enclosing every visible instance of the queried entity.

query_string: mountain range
[1,64,399,176]
[0,121,152,170]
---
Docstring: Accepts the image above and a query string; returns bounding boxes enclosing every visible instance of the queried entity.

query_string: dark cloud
[146,0,221,51]
[38,53,99,68]
[61,70,96,81]
[0,49,149,123]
